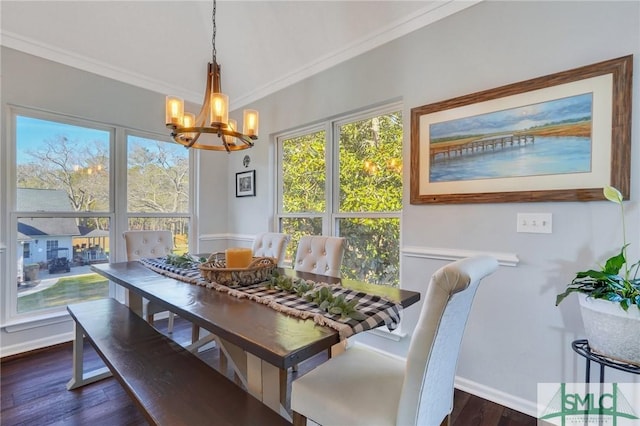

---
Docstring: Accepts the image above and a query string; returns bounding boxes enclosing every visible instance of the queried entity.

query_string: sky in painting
[430,92,593,139]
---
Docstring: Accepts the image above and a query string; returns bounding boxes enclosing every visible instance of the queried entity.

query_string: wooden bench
[66,298,291,426]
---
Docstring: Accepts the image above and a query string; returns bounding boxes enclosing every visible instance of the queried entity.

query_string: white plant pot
[578,293,640,365]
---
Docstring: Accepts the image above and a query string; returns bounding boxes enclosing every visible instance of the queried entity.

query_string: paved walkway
[18,265,94,296]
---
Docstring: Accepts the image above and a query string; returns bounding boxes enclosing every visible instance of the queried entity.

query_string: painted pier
[430,133,534,162]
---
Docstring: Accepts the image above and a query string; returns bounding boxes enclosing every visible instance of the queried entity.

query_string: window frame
[3,107,194,326]
[274,102,403,280]
[122,130,196,253]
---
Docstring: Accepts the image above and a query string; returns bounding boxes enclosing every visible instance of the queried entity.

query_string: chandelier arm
[185,132,202,148]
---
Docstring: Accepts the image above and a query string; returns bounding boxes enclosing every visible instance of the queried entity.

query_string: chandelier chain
[211,0,217,63]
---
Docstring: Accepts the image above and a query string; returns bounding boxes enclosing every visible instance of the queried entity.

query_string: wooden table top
[91,261,420,370]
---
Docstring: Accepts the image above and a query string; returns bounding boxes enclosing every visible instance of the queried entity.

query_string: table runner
[139,257,402,340]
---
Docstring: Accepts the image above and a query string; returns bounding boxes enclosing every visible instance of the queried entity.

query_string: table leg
[330,340,348,357]
[247,353,292,420]
[217,337,248,389]
[126,289,143,317]
[217,337,292,421]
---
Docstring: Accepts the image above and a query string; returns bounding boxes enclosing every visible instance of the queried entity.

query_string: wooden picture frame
[236,170,256,197]
[410,55,632,204]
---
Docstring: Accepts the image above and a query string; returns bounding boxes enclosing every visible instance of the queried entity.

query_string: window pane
[17,216,110,314]
[128,217,190,255]
[279,217,323,268]
[338,217,400,286]
[338,112,402,213]
[16,116,110,212]
[127,136,189,213]
[282,131,326,213]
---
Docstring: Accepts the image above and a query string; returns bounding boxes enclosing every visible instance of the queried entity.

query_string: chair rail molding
[401,246,519,267]
[198,233,254,244]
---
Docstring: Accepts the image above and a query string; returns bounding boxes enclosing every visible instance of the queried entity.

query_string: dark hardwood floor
[1,317,536,426]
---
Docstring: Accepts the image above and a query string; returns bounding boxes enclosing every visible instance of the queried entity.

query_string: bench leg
[66,322,112,390]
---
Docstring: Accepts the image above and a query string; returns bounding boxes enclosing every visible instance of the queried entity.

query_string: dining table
[89,259,420,420]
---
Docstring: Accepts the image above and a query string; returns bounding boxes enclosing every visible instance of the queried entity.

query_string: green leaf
[348,311,368,321]
[603,249,626,275]
[603,186,623,204]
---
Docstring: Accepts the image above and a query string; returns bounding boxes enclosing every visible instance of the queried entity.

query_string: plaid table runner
[139,257,402,340]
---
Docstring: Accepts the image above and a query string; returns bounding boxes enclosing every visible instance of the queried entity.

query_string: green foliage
[165,253,206,268]
[282,131,326,213]
[280,112,402,286]
[556,186,640,311]
[305,286,367,321]
[266,270,316,297]
[266,271,366,320]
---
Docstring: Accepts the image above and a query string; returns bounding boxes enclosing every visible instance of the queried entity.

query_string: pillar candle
[225,248,253,268]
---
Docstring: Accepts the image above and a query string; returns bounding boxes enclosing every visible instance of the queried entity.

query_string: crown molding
[1,0,481,108]
[233,0,482,108]
[0,30,202,102]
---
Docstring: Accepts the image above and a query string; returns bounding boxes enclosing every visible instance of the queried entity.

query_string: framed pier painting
[410,55,632,204]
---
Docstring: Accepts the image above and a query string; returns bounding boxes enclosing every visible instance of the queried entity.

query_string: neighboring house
[16,188,79,267]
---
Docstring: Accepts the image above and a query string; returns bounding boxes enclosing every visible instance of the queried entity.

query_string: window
[10,111,192,318]
[126,134,190,253]
[277,104,402,286]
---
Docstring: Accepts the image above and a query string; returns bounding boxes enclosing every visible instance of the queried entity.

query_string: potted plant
[556,186,640,365]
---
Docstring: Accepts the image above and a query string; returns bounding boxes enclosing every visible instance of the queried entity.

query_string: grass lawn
[18,273,109,313]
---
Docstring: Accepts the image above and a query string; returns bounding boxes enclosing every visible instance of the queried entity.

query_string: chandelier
[165,0,259,152]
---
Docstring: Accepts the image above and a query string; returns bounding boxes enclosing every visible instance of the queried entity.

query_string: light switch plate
[517,213,552,234]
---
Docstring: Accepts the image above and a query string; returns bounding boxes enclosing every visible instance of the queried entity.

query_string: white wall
[217,0,640,416]
[1,0,639,417]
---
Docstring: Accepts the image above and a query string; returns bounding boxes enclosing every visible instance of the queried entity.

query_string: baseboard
[1,331,74,359]
[454,376,538,418]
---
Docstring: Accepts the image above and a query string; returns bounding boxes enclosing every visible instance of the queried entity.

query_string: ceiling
[1,1,479,109]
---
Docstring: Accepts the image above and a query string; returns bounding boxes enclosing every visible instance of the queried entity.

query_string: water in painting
[429,93,593,182]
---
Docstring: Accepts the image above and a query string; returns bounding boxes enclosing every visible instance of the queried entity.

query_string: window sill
[2,310,72,333]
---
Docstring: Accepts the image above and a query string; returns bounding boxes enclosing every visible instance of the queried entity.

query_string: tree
[127,141,189,214]
[17,135,109,215]
[281,112,403,286]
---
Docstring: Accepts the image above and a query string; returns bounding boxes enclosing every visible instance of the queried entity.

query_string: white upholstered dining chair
[293,235,346,278]
[122,230,178,334]
[291,255,499,426]
[251,232,290,266]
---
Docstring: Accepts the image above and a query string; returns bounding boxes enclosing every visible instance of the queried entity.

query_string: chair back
[251,232,290,266]
[396,255,498,426]
[123,230,173,261]
[293,235,346,278]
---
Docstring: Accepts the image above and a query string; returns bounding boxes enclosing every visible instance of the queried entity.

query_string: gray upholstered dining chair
[293,235,346,278]
[122,230,179,334]
[251,232,290,266]
[291,255,499,426]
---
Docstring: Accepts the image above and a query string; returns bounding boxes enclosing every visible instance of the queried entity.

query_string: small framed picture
[236,170,256,197]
